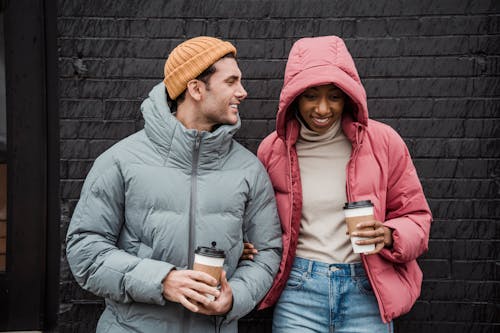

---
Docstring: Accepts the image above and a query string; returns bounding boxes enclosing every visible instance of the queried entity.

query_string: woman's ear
[186,79,203,101]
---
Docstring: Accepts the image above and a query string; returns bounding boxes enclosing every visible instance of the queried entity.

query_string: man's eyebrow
[225,75,240,82]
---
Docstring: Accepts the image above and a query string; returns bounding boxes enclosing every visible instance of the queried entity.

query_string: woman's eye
[303,94,316,99]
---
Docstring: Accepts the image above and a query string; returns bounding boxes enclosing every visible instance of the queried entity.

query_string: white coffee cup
[344,200,376,254]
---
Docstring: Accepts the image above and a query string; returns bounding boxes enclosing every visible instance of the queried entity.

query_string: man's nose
[236,82,248,100]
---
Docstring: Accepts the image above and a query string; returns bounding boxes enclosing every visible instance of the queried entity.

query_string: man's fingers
[187,270,218,286]
[178,295,199,313]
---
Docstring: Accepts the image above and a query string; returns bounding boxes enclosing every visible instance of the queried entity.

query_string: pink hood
[277,36,368,139]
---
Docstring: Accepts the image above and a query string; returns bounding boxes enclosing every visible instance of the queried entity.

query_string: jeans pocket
[355,276,374,295]
[285,269,305,290]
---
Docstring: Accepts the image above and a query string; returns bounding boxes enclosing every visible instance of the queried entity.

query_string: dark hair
[167,52,236,111]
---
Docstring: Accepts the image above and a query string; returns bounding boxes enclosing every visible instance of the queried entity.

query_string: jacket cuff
[224,279,254,323]
[379,217,421,263]
[124,258,175,305]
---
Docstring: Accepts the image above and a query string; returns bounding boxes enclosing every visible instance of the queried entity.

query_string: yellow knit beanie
[163,36,237,100]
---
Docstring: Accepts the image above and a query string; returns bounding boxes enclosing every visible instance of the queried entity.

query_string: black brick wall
[57,1,499,332]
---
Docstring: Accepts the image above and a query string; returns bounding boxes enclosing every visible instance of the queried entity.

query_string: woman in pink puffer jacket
[243,36,432,332]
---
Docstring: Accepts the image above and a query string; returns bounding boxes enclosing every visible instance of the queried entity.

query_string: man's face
[199,57,247,129]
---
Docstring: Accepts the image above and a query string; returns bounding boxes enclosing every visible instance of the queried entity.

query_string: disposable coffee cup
[193,246,225,301]
[343,200,376,254]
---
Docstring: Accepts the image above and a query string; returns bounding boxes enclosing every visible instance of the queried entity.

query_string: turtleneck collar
[297,113,342,143]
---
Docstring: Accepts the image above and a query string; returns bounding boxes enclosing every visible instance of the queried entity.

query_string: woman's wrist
[383,226,394,248]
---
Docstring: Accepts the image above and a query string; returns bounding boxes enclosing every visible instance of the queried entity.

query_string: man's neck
[175,105,213,132]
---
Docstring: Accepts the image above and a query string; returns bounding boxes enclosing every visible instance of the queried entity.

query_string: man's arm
[224,166,282,322]
[66,156,176,305]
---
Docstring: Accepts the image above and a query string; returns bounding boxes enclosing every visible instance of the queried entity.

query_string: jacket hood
[276,36,368,140]
[141,82,240,165]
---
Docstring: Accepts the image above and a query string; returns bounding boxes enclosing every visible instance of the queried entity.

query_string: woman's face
[297,84,345,134]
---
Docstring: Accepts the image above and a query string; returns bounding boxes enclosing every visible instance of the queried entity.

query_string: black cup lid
[343,200,373,209]
[195,246,225,258]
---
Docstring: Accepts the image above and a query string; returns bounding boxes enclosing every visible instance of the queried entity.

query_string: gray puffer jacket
[66,82,282,333]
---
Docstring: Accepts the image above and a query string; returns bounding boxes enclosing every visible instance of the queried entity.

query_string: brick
[430,98,500,118]
[413,158,498,178]
[344,38,400,58]
[408,301,496,322]
[243,79,283,99]
[400,36,470,56]
[104,100,143,120]
[464,119,500,138]
[268,0,401,18]
[451,240,499,260]
[399,0,468,15]
[234,39,287,59]
[472,77,500,97]
[420,239,452,259]
[418,259,451,279]
[61,120,136,139]
[430,219,499,240]
[60,180,84,199]
[452,260,496,280]
[67,160,94,179]
[239,99,279,119]
[386,18,420,36]
[364,78,472,98]
[368,98,434,118]
[59,37,178,58]
[316,19,355,38]
[89,140,120,158]
[215,19,284,39]
[380,119,465,138]
[420,179,497,199]
[419,16,495,36]
[429,199,500,219]
[420,280,498,302]
[396,322,500,333]
[60,140,90,159]
[357,57,475,78]
[470,35,500,54]
[408,138,499,158]
[239,59,286,79]
[61,58,163,79]
[58,18,149,38]
[355,18,388,37]
[60,99,103,119]
[476,56,500,76]
[235,120,274,139]
[144,19,185,37]
[282,19,317,38]
[60,79,156,99]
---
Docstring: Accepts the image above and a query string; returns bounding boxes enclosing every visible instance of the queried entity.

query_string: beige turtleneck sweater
[295,118,360,263]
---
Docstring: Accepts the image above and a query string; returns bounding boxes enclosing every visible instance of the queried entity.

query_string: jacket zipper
[188,132,201,268]
[183,132,201,333]
[346,125,387,322]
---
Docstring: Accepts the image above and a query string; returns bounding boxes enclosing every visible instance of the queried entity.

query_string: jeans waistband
[292,256,366,277]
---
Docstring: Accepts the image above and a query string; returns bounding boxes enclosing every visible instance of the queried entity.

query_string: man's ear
[186,79,204,101]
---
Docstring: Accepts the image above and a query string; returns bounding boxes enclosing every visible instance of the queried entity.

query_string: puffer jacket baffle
[66,82,282,333]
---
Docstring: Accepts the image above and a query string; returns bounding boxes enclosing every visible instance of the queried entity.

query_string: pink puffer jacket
[256,36,432,323]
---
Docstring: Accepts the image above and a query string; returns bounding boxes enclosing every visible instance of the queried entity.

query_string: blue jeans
[273,257,393,333]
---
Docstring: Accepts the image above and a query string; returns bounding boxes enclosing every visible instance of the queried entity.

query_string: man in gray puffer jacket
[66,36,282,333]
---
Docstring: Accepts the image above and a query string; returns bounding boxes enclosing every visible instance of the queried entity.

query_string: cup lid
[195,246,225,258]
[343,200,373,209]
